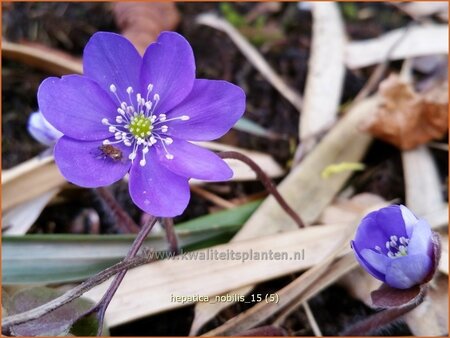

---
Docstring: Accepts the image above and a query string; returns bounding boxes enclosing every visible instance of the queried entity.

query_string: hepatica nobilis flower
[351,205,440,290]
[38,32,246,216]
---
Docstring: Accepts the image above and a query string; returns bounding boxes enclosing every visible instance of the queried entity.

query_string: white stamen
[126,86,133,94]
[181,115,190,121]
[165,154,174,160]
[109,84,117,93]
[102,118,109,125]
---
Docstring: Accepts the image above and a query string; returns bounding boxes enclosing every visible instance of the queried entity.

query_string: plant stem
[218,151,305,228]
[162,217,179,254]
[2,255,153,334]
[86,216,158,335]
[341,290,426,335]
[96,187,140,233]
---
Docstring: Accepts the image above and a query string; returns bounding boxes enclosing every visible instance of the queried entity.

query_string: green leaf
[233,118,282,140]
[2,201,261,284]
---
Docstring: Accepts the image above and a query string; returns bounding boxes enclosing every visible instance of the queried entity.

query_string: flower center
[100,83,190,167]
[129,114,153,138]
[374,235,409,258]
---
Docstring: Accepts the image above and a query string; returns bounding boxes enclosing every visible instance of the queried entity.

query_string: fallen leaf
[371,284,422,308]
[113,2,180,55]
[364,74,448,150]
[5,286,99,336]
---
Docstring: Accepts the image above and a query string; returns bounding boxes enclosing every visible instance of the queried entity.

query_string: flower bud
[351,205,440,289]
[28,111,63,146]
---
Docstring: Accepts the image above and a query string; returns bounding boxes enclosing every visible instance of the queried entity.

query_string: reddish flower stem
[162,217,179,254]
[84,215,158,335]
[218,151,305,228]
[96,187,140,233]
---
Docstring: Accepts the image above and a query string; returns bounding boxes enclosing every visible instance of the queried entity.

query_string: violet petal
[407,219,433,256]
[351,241,386,281]
[128,149,190,217]
[375,205,408,238]
[83,32,142,102]
[166,79,246,141]
[353,213,391,255]
[360,249,390,274]
[385,254,432,289]
[54,136,131,188]
[28,111,63,146]
[140,31,195,114]
[400,204,418,237]
[155,138,233,181]
[38,75,116,141]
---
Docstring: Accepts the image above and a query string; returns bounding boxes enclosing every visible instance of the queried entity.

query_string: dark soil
[2,2,446,336]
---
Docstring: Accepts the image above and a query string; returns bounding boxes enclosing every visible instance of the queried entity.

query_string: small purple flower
[28,111,63,146]
[351,205,437,289]
[38,31,246,217]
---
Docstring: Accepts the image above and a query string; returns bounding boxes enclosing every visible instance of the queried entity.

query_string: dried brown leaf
[364,74,448,150]
[113,2,180,55]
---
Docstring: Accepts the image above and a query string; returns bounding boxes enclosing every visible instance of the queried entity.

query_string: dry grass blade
[196,13,303,113]
[300,2,345,150]
[3,189,60,235]
[83,223,350,327]
[402,145,446,215]
[2,156,66,212]
[2,41,82,75]
[346,25,448,69]
[399,2,448,20]
[190,96,377,334]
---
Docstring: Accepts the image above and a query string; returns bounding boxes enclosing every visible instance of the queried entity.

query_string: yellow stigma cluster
[129,114,152,138]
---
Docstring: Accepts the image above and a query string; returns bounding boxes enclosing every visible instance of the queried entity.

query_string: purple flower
[351,205,437,289]
[38,32,246,217]
[28,111,63,146]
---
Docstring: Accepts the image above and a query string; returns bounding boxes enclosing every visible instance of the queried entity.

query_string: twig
[84,216,158,335]
[191,185,236,209]
[303,302,322,336]
[162,217,179,255]
[1,255,153,334]
[96,187,141,233]
[218,151,305,228]
[341,290,426,335]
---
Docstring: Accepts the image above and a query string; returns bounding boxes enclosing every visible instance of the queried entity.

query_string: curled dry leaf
[113,2,180,55]
[364,74,448,150]
[371,283,423,309]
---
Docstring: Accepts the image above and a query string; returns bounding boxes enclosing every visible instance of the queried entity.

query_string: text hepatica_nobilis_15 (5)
[38,31,246,217]
[351,204,440,290]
